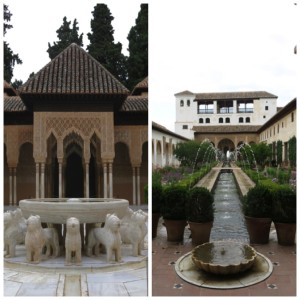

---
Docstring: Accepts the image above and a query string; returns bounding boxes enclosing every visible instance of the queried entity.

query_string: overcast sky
[4,0,299,132]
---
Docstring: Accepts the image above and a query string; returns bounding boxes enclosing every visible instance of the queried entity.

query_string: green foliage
[174,140,213,168]
[87,4,128,86]
[250,143,272,167]
[186,187,214,223]
[47,17,84,59]
[272,188,296,223]
[3,5,22,83]
[127,4,148,90]
[242,184,273,218]
[276,140,283,165]
[161,185,187,220]
[288,136,296,168]
[152,171,162,213]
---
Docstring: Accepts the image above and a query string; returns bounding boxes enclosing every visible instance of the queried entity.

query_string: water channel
[210,170,249,243]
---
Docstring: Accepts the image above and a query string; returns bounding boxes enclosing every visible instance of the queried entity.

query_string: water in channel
[210,170,249,243]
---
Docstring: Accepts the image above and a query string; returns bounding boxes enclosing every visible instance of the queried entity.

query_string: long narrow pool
[210,170,249,243]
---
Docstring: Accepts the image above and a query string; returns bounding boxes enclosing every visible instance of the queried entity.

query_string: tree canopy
[127,4,148,90]
[87,4,128,86]
[3,4,22,83]
[47,17,84,59]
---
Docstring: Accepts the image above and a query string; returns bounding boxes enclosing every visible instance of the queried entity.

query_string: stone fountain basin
[19,198,129,224]
[191,241,257,275]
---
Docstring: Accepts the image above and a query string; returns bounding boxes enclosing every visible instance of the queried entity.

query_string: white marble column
[132,167,136,205]
[40,163,45,198]
[35,163,40,198]
[85,163,89,198]
[58,161,63,198]
[108,162,113,198]
[137,167,141,205]
[9,167,13,206]
[103,163,108,198]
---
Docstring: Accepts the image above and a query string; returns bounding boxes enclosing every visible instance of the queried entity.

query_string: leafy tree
[127,4,148,90]
[11,79,23,90]
[276,140,283,165]
[288,136,296,168]
[250,142,272,167]
[47,17,83,59]
[3,4,22,83]
[174,140,213,168]
[87,4,128,86]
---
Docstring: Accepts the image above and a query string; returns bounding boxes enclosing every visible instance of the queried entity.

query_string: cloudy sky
[4,0,299,132]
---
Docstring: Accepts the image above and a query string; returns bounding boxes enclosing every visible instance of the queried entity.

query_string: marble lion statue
[25,215,46,263]
[65,217,81,266]
[86,213,122,263]
[120,210,147,256]
[43,226,60,258]
[4,208,27,258]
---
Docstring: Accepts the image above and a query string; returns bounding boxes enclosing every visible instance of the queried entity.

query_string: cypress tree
[47,17,83,59]
[127,4,148,90]
[87,4,128,86]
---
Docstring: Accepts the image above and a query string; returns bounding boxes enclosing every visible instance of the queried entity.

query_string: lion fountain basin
[19,198,129,224]
[191,241,257,275]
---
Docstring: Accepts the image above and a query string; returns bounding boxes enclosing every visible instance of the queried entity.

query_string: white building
[175,90,278,139]
[152,122,189,169]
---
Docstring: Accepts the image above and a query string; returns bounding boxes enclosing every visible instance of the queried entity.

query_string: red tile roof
[19,43,129,96]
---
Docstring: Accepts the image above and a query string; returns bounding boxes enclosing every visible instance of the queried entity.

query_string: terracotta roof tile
[4,96,27,112]
[132,77,148,95]
[120,95,148,111]
[19,43,129,96]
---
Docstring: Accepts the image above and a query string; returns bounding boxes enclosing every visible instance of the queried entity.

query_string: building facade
[152,122,189,169]
[4,43,148,206]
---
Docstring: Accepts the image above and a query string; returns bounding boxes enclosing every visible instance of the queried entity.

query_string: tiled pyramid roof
[120,95,148,112]
[132,77,148,95]
[19,43,129,96]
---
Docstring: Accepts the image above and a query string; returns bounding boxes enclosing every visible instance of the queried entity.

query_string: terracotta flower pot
[163,219,187,242]
[245,216,272,244]
[274,222,296,246]
[188,221,213,246]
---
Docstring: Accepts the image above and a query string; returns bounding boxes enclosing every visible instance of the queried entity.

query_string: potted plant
[242,184,273,244]
[152,172,163,239]
[186,187,215,245]
[161,184,187,242]
[272,187,296,245]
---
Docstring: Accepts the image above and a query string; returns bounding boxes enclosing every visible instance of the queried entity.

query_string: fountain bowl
[19,198,129,224]
[191,241,257,275]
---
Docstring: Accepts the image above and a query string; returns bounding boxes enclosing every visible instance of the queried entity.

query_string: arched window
[206,118,210,124]
[219,118,223,123]
[246,117,250,123]
[187,100,190,107]
[180,100,184,107]
[225,117,230,123]
[199,118,203,123]
[239,117,244,123]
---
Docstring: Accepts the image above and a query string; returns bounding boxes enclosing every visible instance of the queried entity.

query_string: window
[239,117,244,123]
[219,118,223,123]
[199,118,203,124]
[206,118,210,124]
[246,117,250,123]
[187,100,190,107]
[277,124,279,133]
[225,117,230,123]
[182,125,188,129]
[180,100,184,107]
[217,100,233,114]
[263,115,266,118]
[291,112,294,122]
[265,106,268,111]
[198,101,213,114]
[237,100,254,113]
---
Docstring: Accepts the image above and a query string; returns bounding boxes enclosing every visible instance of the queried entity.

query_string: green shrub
[161,185,187,220]
[186,187,214,222]
[242,184,273,218]
[152,171,163,213]
[272,188,296,223]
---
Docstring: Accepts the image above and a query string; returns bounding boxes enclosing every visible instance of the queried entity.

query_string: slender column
[108,162,113,198]
[13,168,17,205]
[40,163,45,198]
[132,167,136,205]
[103,163,108,198]
[35,163,40,198]
[85,163,89,198]
[137,167,141,205]
[58,161,63,198]
[153,140,157,168]
[213,100,217,114]
[9,167,13,206]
